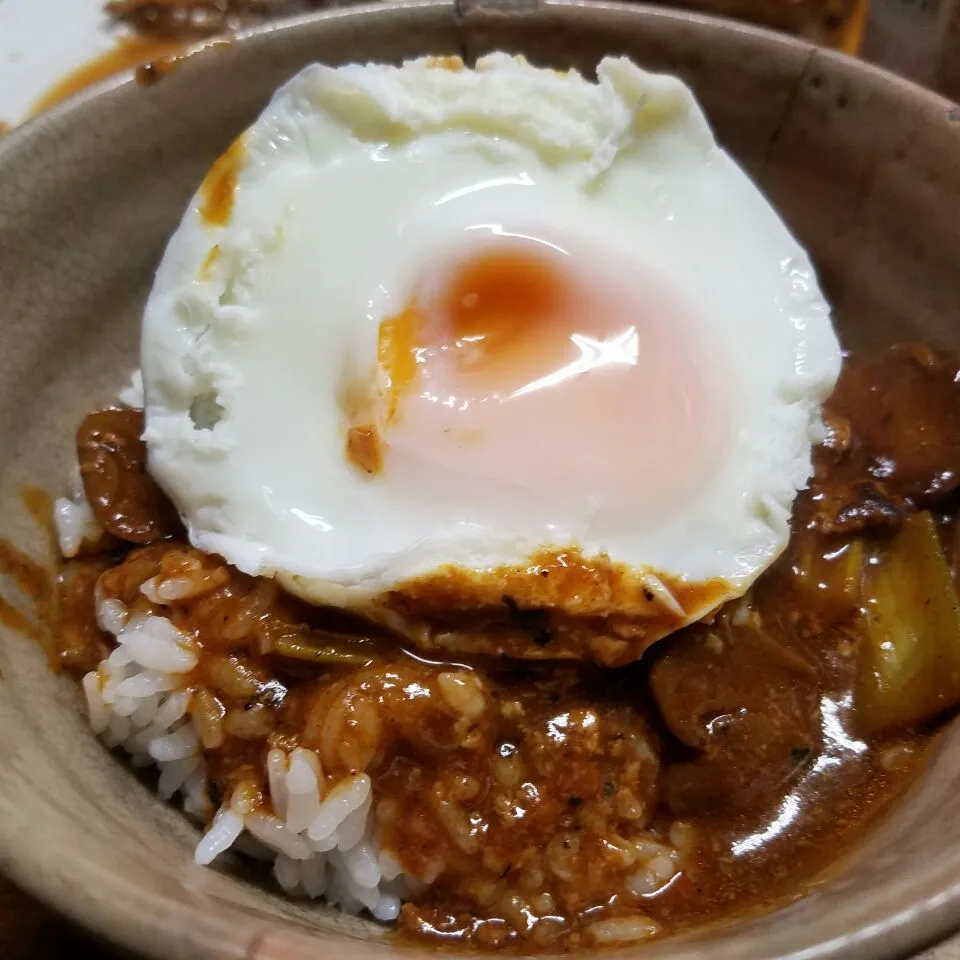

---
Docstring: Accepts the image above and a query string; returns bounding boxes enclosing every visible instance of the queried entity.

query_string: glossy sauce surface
[28,344,960,949]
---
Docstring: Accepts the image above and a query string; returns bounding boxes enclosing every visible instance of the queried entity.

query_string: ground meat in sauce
[53,343,960,951]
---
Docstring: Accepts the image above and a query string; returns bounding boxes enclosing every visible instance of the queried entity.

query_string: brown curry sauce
[4,344,960,948]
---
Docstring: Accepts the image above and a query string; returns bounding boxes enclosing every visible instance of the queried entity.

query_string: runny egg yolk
[438,246,567,370]
[372,237,726,511]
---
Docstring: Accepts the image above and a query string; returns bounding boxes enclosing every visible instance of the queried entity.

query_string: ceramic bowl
[2,3,960,958]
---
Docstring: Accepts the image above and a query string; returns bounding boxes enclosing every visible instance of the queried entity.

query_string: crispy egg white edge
[141,53,841,611]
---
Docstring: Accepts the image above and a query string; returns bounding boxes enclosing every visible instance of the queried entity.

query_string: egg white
[141,53,840,616]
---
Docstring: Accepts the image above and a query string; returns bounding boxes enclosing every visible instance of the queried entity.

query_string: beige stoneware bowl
[2,2,960,958]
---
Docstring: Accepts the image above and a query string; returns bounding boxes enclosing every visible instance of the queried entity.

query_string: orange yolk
[374,238,725,512]
[441,247,567,359]
[378,248,569,420]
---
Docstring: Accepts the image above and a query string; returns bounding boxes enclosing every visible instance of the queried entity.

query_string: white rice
[80,589,407,922]
[53,466,103,559]
[63,370,409,921]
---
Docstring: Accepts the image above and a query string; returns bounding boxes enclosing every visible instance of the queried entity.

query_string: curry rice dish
[36,55,960,952]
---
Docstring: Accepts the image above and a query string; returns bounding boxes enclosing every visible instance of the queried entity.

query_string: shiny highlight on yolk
[377,246,572,418]
[368,235,724,512]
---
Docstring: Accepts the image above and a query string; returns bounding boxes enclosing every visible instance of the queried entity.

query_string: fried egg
[141,54,840,654]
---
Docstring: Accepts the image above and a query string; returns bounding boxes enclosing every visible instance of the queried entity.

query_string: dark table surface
[1,875,106,959]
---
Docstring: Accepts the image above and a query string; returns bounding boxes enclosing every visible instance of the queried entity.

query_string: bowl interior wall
[1,4,959,959]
